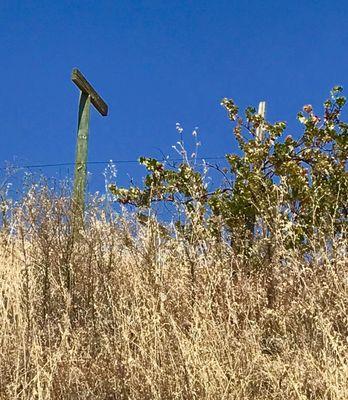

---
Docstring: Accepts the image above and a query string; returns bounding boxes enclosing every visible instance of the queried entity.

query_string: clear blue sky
[1,0,348,190]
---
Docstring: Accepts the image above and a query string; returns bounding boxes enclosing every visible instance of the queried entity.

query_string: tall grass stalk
[0,182,347,399]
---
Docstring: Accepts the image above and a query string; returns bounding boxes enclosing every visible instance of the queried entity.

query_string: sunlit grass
[0,185,347,399]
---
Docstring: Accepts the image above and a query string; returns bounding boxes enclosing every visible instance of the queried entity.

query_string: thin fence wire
[0,156,227,171]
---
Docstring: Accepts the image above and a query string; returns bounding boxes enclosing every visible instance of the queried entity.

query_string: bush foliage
[110,87,347,251]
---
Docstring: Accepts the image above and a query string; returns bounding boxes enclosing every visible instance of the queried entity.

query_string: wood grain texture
[73,92,91,223]
[71,68,108,116]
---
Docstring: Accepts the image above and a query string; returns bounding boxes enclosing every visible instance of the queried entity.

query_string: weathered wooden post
[71,69,108,224]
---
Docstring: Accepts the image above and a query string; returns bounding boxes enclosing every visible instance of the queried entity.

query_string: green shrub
[110,88,347,251]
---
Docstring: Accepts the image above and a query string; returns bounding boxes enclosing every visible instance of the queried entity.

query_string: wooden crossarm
[71,68,108,116]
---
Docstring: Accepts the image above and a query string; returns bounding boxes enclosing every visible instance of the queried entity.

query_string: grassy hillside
[1,89,347,398]
[0,184,347,400]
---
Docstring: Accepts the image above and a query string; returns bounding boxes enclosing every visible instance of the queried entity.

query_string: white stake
[256,101,266,141]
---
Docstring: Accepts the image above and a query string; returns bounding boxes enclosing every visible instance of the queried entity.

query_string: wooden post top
[71,68,108,116]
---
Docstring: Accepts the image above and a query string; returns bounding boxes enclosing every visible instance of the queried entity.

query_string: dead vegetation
[0,184,347,399]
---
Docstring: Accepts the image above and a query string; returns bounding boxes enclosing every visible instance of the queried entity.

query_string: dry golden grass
[0,187,347,399]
